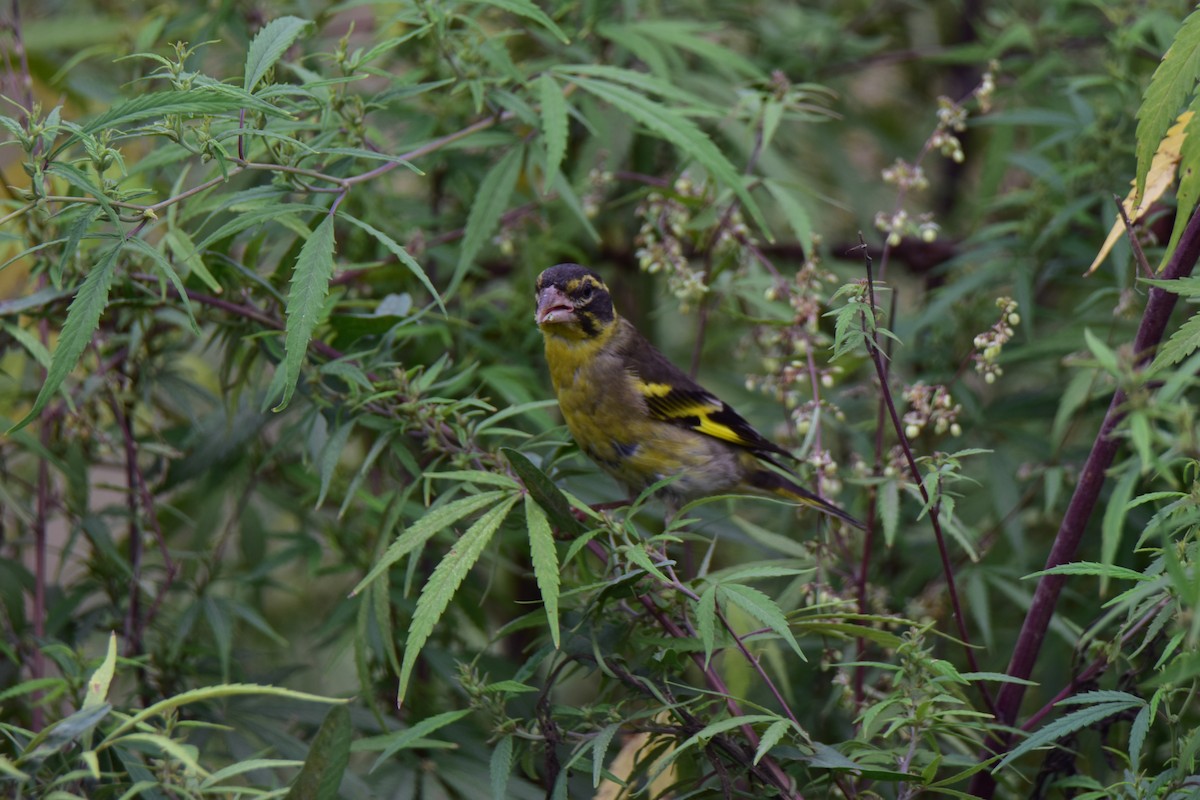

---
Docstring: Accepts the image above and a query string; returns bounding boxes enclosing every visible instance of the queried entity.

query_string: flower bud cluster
[634,177,711,311]
[874,209,939,248]
[972,296,1019,384]
[901,382,962,440]
[581,167,614,219]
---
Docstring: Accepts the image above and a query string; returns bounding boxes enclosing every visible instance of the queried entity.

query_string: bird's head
[535,264,616,340]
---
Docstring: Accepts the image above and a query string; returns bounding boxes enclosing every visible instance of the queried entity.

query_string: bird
[534,263,863,529]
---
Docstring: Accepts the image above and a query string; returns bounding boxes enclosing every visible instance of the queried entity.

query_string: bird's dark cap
[537,263,605,289]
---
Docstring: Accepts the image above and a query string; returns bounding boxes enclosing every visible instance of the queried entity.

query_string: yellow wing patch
[634,379,776,451]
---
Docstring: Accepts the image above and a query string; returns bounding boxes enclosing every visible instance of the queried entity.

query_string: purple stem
[968,207,1200,798]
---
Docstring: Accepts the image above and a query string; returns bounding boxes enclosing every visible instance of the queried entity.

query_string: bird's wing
[617,323,791,458]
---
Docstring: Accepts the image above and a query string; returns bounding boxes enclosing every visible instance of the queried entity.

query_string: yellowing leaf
[1087,110,1193,276]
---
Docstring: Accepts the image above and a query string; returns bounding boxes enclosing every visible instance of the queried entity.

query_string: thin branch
[856,238,996,719]
[1114,193,1155,280]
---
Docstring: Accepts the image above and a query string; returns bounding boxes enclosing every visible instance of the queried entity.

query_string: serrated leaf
[1149,309,1200,374]
[502,448,586,536]
[10,242,121,433]
[245,17,312,92]
[1129,705,1151,774]
[490,734,514,800]
[525,495,561,649]
[1136,7,1200,200]
[363,709,472,770]
[315,418,353,510]
[537,73,568,194]
[1144,275,1200,297]
[123,236,199,334]
[54,88,283,156]
[272,214,337,412]
[397,495,519,705]
[764,180,814,254]
[53,205,101,287]
[1025,561,1151,582]
[425,469,519,489]
[102,683,345,741]
[284,704,350,800]
[591,723,620,788]
[351,490,508,596]
[192,203,321,255]
[1164,105,1200,267]
[720,583,804,661]
[753,719,794,765]
[567,75,768,237]
[996,699,1143,770]
[465,0,569,43]
[337,213,446,313]
[603,20,765,80]
[452,146,523,296]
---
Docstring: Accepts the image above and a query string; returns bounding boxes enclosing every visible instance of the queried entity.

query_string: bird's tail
[749,469,865,530]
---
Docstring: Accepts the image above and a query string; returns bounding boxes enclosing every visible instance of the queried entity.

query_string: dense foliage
[4,0,1200,797]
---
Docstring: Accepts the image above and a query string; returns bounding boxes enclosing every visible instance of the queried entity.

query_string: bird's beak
[535,286,575,326]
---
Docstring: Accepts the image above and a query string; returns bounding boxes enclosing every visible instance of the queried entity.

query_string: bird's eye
[578,283,594,301]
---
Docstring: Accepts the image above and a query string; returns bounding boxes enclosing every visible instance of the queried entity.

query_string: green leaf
[53,205,101,288]
[1164,103,1200,265]
[525,495,561,649]
[452,146,523,297]
[338,213,446,313]
[601,20,765,80]
[464,0,570,43]
[720,583,804,661]
[397,495,519,705]
[102,684,345,742]
[83,633,117,710]
[695,583,718,667]
[10,242,121,433]
[996,699,1144,770]
[351,490,509,596]
[1025,562,1152,583]
[192,202,322,255]
[201,760,306,789]
[567,75,768,236]
[502,448,586,536]
[55,88,283,156]
[1083,327,1120,375]
[360,709,472,771]
[537,73,568,194]
[424,469,519,489]
[284,704,350,800]
[1135,6,1200,199]
[245,16,313,92]
[272,214,337,412]
[1149,309,1200,374]
[1100,468,1139,594]
[763,179,813,254]
[490,734,514,800]
[1129,705,1152,774]
[315,418,354,510]
[590,723,620,788]
[753,719,795,765]
[1143,275,1200,297]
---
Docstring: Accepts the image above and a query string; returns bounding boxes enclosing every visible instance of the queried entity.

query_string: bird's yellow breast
[542,321,743,500]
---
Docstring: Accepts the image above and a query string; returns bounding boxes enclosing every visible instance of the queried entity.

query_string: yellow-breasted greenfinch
[534,263,862,529]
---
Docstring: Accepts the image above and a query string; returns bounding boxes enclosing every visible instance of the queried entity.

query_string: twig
[856,237,996,718]
[1114,194,1155,280]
